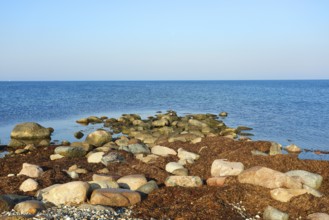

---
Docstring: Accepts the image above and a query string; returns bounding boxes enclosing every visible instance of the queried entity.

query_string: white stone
[87,152,105,163]
[151,145,177,157]
[165,176,203,187]
[50,154,64,160]
[41,181,90,206]
[303,185,323,197]
[18,163,43,178]
[165,162,185,173]
[117,174,147,190]
[263,206,289,220]
[211,159,244,177]
[19,178,39,192]
[285,144,302,153]
[307,213,329,220]
[270,188,308,202]
[135,154,159,163]
[177,148,200,161]
[285,170,323,189]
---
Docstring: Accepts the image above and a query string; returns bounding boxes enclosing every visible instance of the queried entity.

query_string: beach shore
[1,112,328,219]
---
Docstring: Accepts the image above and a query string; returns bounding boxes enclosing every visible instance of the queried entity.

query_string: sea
[0,80,328,160]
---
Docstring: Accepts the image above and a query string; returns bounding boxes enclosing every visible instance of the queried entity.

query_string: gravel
[1,205,142,220]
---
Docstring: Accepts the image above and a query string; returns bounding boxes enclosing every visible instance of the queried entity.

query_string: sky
[0,0,328,80]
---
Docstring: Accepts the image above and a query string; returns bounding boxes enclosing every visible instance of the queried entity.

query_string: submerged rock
[263,206,289,220]
[9,122,52,148]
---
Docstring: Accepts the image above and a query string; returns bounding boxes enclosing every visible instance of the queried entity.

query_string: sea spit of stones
[1,111,328,220]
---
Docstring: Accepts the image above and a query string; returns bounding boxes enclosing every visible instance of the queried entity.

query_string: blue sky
[0,0,328,80]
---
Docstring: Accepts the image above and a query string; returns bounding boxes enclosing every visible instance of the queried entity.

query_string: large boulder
[9,122,52,147]
[41,181,89,206]
[90,188,141,207]
[85,130,112,147]
[238,166,302,189]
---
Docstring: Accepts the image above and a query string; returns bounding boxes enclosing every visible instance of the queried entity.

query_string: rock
[90,188,141,207]
[307,213,329,220]
[117,174,148,190]
[54,146,87,158]
[101,152,125,166]
[238,166,302,189]
[152,118,169,127]
[35,184,60,200]
[50,154,64,160]
[93,174,120,182]
[285,144,302,153]
[24,144,36,151]
[270,188,308,202]
[61,140,71,146]
[285,170,323,189]
[41,181,89,206]
[64,170,79,179]
[19,178,38,192]
[206,177,226,187]
[191,137,202,144]
[14,200,45,215]
[211,159,244,177]
[87,152,105,163]
[263,206,289,220]
[88,181,120,191]
[251,150,268,156]
[165,176,203,187]
[74,131,84,139]
[87,116,103,123]
[85,130,112,147]
[219,112,228,117]
[15,149,28,154]
[97,168,110,174]
[115,137,129,147]
[269,142,282,155]
[10,122,51,140]
[188,119,207,127]
[177,148,200,161]
[76,118,89,124]
[70,142,93,152]
[125,144,150,154]
[135,154,159,163]
[0,195,15,212]
[303,185,323,197]
[151,145,177,157]
[136,180,158,194]
[18,163,43,178]
[165,162,188,176]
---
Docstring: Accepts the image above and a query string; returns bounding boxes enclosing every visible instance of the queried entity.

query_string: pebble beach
[1,111,329,220]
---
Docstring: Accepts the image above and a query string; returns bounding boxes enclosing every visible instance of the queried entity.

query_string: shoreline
[1,111,328,219]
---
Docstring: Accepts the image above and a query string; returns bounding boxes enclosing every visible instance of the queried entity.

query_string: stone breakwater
[0,110,329,219]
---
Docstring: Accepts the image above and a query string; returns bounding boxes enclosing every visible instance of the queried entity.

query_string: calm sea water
[0,80,328,160]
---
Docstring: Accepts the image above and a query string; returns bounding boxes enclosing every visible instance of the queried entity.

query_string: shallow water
[0,80,328,160]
